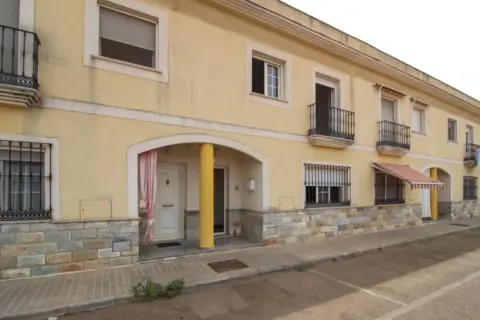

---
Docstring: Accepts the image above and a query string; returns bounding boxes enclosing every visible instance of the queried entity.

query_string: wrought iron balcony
[376,121,410,156]
[464,143,479,166]
[307,104,355,148]
[0,25,40,107]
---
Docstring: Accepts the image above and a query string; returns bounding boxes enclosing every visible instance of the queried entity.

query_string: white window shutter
[99,7,156,51]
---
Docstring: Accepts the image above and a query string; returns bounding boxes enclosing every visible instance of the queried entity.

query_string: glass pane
[318,191,329,204]
[100,38,155,68]
[412,109,421,131]
[267,64,279,98]
[330,187,341,203]
[381,98,395,122]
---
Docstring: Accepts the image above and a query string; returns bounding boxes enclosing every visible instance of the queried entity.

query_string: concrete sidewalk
[1,218,480,319]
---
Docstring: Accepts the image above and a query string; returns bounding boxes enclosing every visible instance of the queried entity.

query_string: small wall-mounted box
[246,179,255,191]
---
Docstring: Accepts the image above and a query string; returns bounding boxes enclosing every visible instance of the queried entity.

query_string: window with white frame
[412,106,426,133]
[0,140,52,221]
[304,163,351,207]
[99,6,156,68]
[251,51,285,99]
[381,97,396,122]
[83,0,168,82]
[447,118,457,142]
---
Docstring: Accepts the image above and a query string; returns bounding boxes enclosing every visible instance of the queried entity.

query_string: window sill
[88,55,168,83]
[447,140,458,145]
[412,131,426,137]
[248,92,290,109]
[305,203,350,209]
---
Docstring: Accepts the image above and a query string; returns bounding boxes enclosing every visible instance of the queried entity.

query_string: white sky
[282,0,479,99]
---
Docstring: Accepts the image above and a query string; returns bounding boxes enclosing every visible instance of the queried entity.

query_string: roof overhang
[202,0,480,116]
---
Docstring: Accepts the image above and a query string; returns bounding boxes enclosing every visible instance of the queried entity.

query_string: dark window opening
[463,176,477,200]
[252,57,265,95]
[304,164,351,207]
[100,38,155,68]
[0,140,52,221]
[374,170,405,204]
[99,6,156,69]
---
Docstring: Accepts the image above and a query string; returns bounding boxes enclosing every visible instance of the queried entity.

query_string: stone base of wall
[0,219,139,280]
[451,200,480,219]
[242,204,422,244]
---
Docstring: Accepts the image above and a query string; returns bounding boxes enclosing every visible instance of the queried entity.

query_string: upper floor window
[447,118,457,142]
[463,176,477,200]
[83,0,168,83]
[381,97,396,123]
[374,170,405,204]
[251,52,285,99]
[0,140,52,221]
[304,163,351,207]
[412,106,426,133]
[99,6,156,68]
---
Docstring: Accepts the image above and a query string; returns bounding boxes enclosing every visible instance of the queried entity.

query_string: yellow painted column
[199,143,214,248]
[430,168,438,220]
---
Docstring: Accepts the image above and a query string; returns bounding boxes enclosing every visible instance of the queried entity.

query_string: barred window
[463,176,477,200]
[304,163,351,207]
[0,140,52,221]
[374,170,405,204]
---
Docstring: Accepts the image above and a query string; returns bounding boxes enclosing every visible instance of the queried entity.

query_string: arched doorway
[421,166,452,220]
[126,134,269,259]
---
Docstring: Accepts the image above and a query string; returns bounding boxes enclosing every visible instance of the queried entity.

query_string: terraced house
[0,0,479,280]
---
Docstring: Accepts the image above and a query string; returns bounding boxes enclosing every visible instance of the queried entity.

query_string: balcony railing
[377,121,410,150]
[464,143,480,162]
[308,104,355,141]
[0,25,40,89]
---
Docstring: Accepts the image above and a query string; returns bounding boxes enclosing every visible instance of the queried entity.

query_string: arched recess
[126,134,270,217]
[420,164,453,219]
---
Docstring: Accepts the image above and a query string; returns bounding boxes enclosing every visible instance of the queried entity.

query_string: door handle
[162,204,174,208]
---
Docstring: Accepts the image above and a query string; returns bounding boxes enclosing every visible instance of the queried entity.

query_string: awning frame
[372,162,444,190]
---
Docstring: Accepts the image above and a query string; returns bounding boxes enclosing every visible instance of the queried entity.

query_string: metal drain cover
[156,242,182,248]
[207,259,249,273]
[450,223,470,227]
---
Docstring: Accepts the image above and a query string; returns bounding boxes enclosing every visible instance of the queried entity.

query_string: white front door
[421,189,431,218]
[153,165,182,241]
[421,170,431,218]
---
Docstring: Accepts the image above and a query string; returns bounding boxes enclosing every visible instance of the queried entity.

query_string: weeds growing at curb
[132,278,185,300]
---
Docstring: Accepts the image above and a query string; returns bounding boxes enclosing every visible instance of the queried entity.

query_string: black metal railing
[0,25,40,89]
[374,170,405,205]
[304,163,351,208]
[464,143,480,161]
[0,140,52,221]
[463,176,478,200]
[308,104,355,140]
[377,121,410,150]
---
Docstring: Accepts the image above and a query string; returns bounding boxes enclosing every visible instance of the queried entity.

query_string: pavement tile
[1,217,480,318]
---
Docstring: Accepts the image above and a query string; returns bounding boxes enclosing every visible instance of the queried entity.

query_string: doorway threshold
[139,236,260,262]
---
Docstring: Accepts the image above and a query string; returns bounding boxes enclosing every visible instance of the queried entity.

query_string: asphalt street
[63,227,480,320]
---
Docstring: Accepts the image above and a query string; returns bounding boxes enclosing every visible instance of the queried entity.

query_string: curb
[4,223,478,320]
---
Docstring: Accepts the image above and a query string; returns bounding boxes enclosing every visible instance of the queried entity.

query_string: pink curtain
[139,150,157,243]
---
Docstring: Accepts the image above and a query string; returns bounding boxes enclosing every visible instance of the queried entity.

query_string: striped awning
[372,162,444,190]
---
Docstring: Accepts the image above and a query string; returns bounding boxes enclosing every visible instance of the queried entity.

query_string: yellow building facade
[0,0,479,279]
